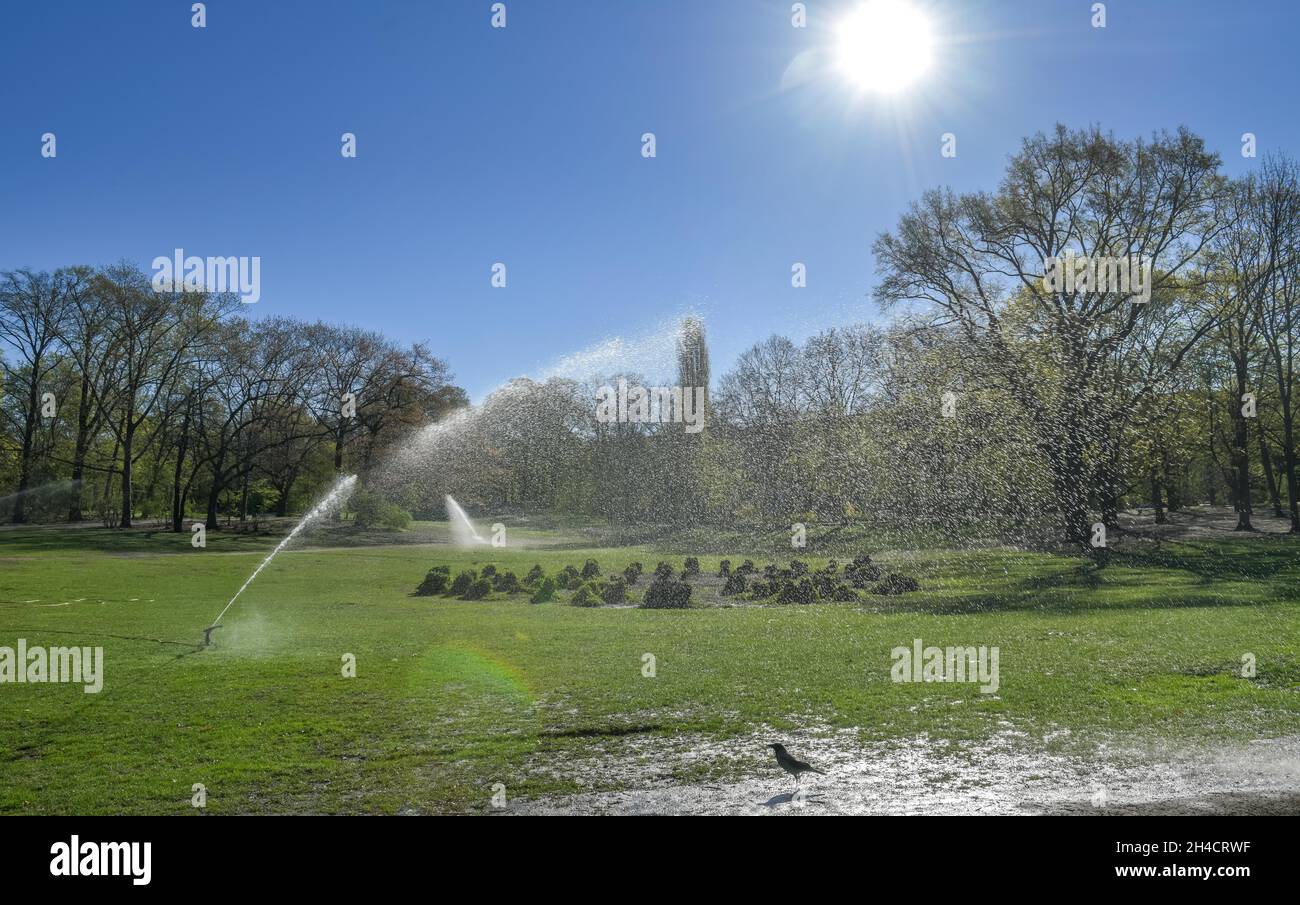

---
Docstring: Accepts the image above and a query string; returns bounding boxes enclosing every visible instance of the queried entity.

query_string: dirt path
[508,730,1300,815]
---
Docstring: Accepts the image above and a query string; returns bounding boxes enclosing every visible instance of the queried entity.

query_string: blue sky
[3,0,1298,399]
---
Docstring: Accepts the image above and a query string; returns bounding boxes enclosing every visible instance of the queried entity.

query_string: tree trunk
[1162,450,1184,511]
[99,436,121,527]
[206,482,221,531]
[1098,461,1120,529]
[1150,466,1166,524]
[1049,446,1092,553]
[120,419,135,529]
[1280,396,1300,533]
[67,370,93,522]
[1283,443,1300,534]
[170,396,192,533]
[11,375,40,524]
[275,469,298,517]
[142,457,163,521]
[1258,426,1284,518]
[1231,363,1254,531]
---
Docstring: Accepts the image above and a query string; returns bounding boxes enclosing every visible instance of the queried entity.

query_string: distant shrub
[556,565,582,589]
[571,581,604,607]
[351,489,413,531]
[718,560,731,577]
[737,560,756,575]
[762,563,778,579]
[749,580,775,599]
[872,573,920,596]
[581,559,601,580]
[776,578,817,605]
[683,557,700,577]
[449,569,477,596]
[812,571,838,598]
[385,506,413,530]
[845,555,882,587]
[530,577,556,604]
[462,578,492,600]
[414,567,450,596]
[623,562,643,585]
[825,560,839,574]
[481,564,498,579]
[493,570,520,593]
[654,561,674,579]
[721,573,746,596]
[602,576,628,605]
[790,559,809,577]
[641,578,692,609]
[524,565,545,586]
[349,489,380,525]
[831,584,859,602]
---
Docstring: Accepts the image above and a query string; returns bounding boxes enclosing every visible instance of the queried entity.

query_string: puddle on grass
[507,727,1300,815]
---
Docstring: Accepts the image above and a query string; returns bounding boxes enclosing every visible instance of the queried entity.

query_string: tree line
[1,262,465,529]
[425,128,1300,549]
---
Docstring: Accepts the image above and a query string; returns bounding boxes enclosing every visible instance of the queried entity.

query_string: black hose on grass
[3,626,198,648]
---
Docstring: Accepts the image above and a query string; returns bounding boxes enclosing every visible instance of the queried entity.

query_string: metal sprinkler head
[201,625,223,647]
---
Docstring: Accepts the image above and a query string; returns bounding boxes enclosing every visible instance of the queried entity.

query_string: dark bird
[769,743,826,790]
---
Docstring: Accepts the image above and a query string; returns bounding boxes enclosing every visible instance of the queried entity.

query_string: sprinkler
[201,625,223,647]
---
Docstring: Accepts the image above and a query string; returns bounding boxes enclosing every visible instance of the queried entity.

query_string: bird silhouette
[769,743,826,791]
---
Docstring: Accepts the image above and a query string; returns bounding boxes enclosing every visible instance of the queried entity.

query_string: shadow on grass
[1111,537,1300,583]
[870,540,1300,615]
[0,523,281,556]
[0,521,461,556]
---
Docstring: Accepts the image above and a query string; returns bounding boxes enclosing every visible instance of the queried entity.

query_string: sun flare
[835,0,935,94]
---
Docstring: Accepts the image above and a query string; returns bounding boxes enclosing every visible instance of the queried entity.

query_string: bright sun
[835,0,935,94]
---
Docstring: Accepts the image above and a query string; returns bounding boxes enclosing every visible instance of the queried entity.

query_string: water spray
[200,474,358,647]
[445,494,487,547]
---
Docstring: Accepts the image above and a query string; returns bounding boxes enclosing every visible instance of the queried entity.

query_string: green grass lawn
[1,523,1297,814]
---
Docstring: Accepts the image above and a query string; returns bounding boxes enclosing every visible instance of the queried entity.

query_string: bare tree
[193,318,317,529]
[874,125,1227,548]
[0,268,79,522]
[1199,176,1289,529]
[713,335,805,427]
[93,263,233,527]
[800,325,884,417]
[305,323,388,474]
[53,266,113,521]
[1255,155,1300,531]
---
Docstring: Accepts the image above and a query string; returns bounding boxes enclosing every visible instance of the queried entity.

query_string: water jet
[445,495,486,547]
[203,474,358,638]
